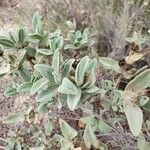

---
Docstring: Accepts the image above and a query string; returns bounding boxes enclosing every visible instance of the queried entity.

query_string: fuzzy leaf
[62,59,75,78]
[4,86,18,97]
[67,88,81,111]
[0,38,15,48]
[34,64,55,82]
[83,124,99,149]
[30,78,48,95]
[37,48,53,55]
[15,50,26,69]
[18,28,28,44]
[17,82,32,93]
[32,13,42,34]
[66,20,76,30]
[18,67,31,82]
[84,86,99,93]
[85,58,97,73]
[58,77,78,95]
[25,47,36,57]
[3,113,24,124]
[37,85,58,101]
[44,118,53,135]
[99,57,120,72]
[125,69,150,91]
[98,120,112,133]
[0,63,10,77]
[52,49,60,74]
[80,116,98,126]
[59,119,77,139]
[123,101,143,137]
[75,56,90,86]
[30,33,43,40]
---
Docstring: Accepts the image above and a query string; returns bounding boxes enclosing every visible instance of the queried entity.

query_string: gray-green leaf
[99,57,121,73]
[123,102,143,137]
[75,56,90,86]
[67,88,81,111]
[3,113,24,124]
[30,78,48,95]
[83,124,99,149]
[125,69,150,91]
[59,119,77,139]
[44,118,53,135]
[58,77,78,95]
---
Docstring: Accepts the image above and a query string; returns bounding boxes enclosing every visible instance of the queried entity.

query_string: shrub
[0,13,150,150]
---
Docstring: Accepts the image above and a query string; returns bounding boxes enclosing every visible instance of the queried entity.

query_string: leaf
[30,33,43,40]
[54,134,74,150]
[85,58,97,73]
[58,77,78,95]
[34,64,55,82]
[126,31,146,46]
[25,47,36,57]
[83,124,99,149]
[37,48,53,55]
[18,28,28,44]
[98,120,112,133]
[37,85,58,101]
[66,20,76,30]
[123,101,143,137]
[9,31,19,46]
[64,44,76,50]
[0,63,10,77]
[4,86,18,97]
[99,57,121,73]
[80,116,98,126]
[137,135,150,150]
[30,78,48,95]
[15,50,26,69]
[125,69,150,91]
[62,59,75,78]
[18,67,31,82]
[32,13,42,34]
[30,147,44,150]
[59,119,77,139]
[0,38,15,48]
[3,113,24,124]
[17,82,32,93]
[38,100,53,113]
[75,56,90,86]
[84,86,99,93]
[44,118,53,135]
[67,88,81,111]
[52,49,60,74]
[126,53,144,64]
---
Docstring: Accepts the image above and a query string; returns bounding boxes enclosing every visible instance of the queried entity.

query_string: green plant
[1,13,150,150]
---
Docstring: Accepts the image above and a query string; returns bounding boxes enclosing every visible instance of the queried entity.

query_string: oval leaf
[123,101,143,137]
[59,119,77,139]
[67,88,81,111]
[58,78,78,95]
[30,78,48,95]
[83,124,99,149]
[125,69,150,91]
[99,57,120,73]
[3,113,24,124]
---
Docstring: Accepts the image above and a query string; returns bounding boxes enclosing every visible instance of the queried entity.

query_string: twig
[0,137,7,143]
[0,146,5,149]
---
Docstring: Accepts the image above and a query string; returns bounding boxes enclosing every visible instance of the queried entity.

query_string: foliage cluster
[0,13,150,150]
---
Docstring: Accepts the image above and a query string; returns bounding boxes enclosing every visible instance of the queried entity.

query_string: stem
[0,137,7,143]
[114,74,122,90]
[0,146,5,149]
